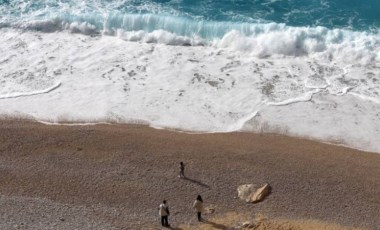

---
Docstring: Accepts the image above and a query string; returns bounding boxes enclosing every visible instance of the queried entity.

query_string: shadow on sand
[183,177,209,188]
[168,227,184,230]
[203,220,229,230]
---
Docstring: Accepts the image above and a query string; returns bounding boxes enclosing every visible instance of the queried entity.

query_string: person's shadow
[183,177,209,188]
[202,220,229,230]
[168,227,184,230]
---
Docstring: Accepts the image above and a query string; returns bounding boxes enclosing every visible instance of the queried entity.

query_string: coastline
[0,119,379,229]
[1,28,380,154]
[31,117,380,155]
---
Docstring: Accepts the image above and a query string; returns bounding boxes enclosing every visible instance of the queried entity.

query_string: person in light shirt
[192,195,204,222]
[158,200,170,227]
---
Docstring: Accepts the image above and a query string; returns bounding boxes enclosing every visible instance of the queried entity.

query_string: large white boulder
[237,183,271,203]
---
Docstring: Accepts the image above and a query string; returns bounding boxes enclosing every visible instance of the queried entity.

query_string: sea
[0,0,379,152]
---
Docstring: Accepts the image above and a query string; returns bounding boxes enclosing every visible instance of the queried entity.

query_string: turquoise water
[1,0,379,39]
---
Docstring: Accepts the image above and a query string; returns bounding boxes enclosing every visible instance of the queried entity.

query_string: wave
[2,0,380,30]
[0,27,379,153]
[4,14,378,65]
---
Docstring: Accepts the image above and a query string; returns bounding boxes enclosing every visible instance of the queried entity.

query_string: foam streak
[0,82,62,100]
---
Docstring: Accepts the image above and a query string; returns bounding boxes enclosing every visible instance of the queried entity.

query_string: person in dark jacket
[179,162,185,178]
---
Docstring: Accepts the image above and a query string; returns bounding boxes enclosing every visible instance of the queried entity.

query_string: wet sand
[0,119,379,229]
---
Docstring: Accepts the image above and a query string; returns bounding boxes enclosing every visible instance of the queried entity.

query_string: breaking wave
[2,14,378,65]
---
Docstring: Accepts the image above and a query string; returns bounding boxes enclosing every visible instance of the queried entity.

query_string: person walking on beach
[179,162,185,178]
[193,195,203,221]
[159,200,170,227]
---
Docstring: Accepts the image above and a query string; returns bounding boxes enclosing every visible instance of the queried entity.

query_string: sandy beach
[0,119,379,229]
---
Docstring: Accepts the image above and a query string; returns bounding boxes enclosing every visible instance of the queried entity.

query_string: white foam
[116,29,205,46]
[64,22,98,35]
[5,17,379,67]
[0,82,61,99]
[214,27,380,65]
[348,92,380,104]
[0,29,379,153]
[37,121,111,126]
[267,89,320,106]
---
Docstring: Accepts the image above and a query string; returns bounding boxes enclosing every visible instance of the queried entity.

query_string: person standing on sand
[179,162,185,178]
[159,200,170,227]
[193,195,203,221]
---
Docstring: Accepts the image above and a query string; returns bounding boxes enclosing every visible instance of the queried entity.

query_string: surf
[0,0,379,153]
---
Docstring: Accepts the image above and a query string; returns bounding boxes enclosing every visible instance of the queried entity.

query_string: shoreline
[1,28,380,155]
[5,115,379,155]
[0,119,379,229]
[34,120,380,155]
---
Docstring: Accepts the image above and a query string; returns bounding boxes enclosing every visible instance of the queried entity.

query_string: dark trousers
[197,212,202,221]
[161,215,169,226]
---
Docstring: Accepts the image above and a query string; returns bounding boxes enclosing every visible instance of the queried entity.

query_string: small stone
[59,218,65,221]
[241,221,255,228]
[205,207,215,214]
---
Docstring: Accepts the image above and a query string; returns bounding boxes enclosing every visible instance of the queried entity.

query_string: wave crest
[216,27,379,65]
[3,14,380,64]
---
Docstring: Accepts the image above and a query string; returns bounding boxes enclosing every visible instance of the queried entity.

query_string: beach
[1,1,380,229]
[0,119,378,229]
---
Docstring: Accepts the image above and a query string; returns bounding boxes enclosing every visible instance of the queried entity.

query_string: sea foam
[0,29,379,153]
[5,14,378,67]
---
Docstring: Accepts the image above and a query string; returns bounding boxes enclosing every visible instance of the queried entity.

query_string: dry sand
[0,119,379,229]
